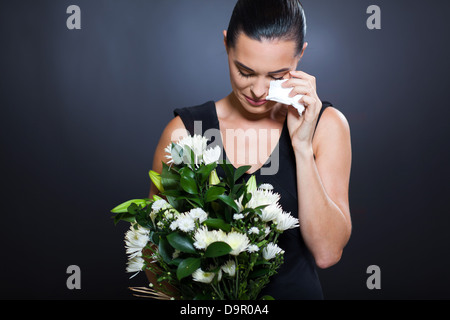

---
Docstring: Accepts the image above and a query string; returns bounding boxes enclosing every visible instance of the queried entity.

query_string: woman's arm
[294,107,352,269]
[147,116,189,198]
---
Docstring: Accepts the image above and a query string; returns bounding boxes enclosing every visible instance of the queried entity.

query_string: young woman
[148,0,352,299]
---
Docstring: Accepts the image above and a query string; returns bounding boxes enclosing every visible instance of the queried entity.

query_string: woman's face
[225,31,304,116]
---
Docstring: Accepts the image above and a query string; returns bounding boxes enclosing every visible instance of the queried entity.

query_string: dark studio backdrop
[0,0,449,300]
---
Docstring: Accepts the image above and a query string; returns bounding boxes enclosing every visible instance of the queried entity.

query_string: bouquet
[111,134,299,300]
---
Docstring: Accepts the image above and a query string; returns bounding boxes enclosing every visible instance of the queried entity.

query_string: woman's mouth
[244,95,267,106]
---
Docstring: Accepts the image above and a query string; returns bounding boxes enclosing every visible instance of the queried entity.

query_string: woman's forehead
[231,33,299,72]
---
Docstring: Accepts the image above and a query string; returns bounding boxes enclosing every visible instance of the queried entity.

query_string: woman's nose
[250,77,270,99]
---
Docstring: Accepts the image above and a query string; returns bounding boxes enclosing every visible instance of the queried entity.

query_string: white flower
[169,220,178,231]
[246,189,280,209]
[179,135,209,166]
[260,203,282,222]
[164,135,210,167]
[233,213,244,220]
[192,268,215,283]
[126,255,145,274]
[124,224,150,259]
[188,208,208,223]
[175,213,196,232]
[221,260,236,277]
[262,243,284,260]
[258,183,274,190]
[202,145,221,164]
[247,244,259,253]
[248,227,259,235]
[193,226,227,250]
[151,199,170,212]
[274,211,299,231]
[225,231,250,256]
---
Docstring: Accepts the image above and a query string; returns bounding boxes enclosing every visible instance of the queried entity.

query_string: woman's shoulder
[313,103,351,156]
[173,100,216,120]
[173,100,218,136]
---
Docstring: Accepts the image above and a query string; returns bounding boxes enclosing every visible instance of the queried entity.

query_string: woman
[148,0,352,299]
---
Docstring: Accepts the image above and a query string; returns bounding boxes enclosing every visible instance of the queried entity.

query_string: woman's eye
[271,76,284,80]
[238,70,253,78]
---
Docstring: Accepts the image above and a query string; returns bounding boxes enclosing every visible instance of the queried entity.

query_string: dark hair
[226,0,307,56]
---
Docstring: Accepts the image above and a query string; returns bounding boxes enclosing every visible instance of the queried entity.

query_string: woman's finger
[286,84,315,98]
[289,70,316,84]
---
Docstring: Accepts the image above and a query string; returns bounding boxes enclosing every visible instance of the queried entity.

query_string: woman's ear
[298,42,308,60]
[223,30,229,53]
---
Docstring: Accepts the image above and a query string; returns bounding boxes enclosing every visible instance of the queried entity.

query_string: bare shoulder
[313,106,351,155]
[159,116,189,145]
[151,116,189,173]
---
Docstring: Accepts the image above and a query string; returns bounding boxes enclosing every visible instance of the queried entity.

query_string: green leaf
[204,241,232,258]
[249,267,271,279]
[217,194,239,212]
[167,232,197,254]
[161,162,180,190]
[234,165,251,182]
[180,167,198,194]
[177,257,201,280]
[113,212,135,225]
[203,218,231,232]
[111,199,148,213]
[170,142,184,165]
[182,145,196,166]
[149,170,164,192]
[158,237,174,264]
[219,163,235,187]
[260,295,275,300]
[197,162,217,185]
[205,186,226,202]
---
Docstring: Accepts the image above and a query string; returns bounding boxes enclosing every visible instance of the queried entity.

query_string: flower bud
[209,169,220,185]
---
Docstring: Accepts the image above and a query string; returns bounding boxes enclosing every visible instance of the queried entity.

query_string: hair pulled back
[226,0,307,56]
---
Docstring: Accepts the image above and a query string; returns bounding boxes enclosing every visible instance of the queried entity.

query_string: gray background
[1,0,449,299]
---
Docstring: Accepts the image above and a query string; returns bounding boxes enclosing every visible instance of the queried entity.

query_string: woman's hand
[283,70,322,153]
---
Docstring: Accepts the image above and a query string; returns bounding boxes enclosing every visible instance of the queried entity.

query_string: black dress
[174,100,333,300]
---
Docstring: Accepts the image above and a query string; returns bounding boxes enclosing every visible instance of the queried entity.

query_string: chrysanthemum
[262,243,284,260]
[151,199,171,212]
[126,255,145,274]
[260,203,282,222]
[221,260,236,277]
[225,231,250,256]
[175,213,196,232]
[193,226,226,250]
[188,208,208,223]
[258,183,274,190]
[233,213,244,220]
[124,224,150,259]
[202,145,221,164]
[192,268,215,283]
[248,227,259,235]
[274,211,299,231]
[246,189,280,209]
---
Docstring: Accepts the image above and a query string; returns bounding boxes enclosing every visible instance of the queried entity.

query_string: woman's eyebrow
[234,60,290,74]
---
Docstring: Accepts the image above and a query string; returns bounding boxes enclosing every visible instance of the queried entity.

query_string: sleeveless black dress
[174,100,333,300]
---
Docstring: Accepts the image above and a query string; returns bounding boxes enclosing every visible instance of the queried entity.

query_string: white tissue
[266,79,305,115]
